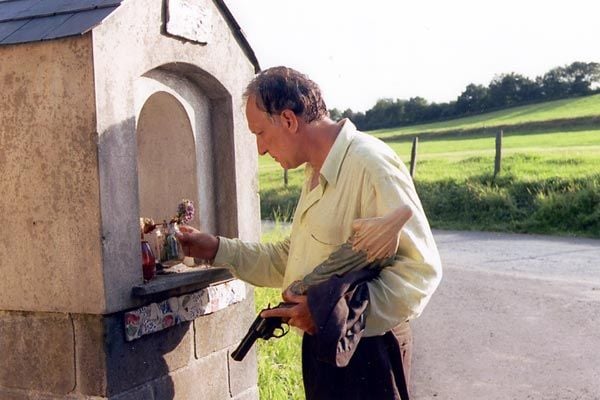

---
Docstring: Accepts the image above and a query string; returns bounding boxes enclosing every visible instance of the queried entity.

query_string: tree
[341,108,355,119]
[564,61,600,95]
[488,73,537,108]
[333,61,598,132]
[404,97,429,123]
[329,108,342,121]
[540,66,570,99]
[456,84,489,114]
[364,98,402,130]
[421,102,446,122]
[352,111,366,130]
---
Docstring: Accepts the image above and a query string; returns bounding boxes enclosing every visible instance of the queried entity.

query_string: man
[177,66,442,399]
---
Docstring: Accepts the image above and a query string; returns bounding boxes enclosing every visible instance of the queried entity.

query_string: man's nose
[256,137,268,156]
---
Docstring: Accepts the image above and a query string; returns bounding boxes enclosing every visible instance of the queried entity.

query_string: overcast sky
[224,0,600,112]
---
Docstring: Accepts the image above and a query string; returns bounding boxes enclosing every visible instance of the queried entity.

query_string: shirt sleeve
[362,165,443,336]
[213,236,290,288]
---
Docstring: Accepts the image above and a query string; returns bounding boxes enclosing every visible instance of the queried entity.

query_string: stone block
[228,347,258,397]
[0,387,25,400]
[0,387,109,400]
[153,351,229,400]
[232,386,259,400]
[103,315,193,396]
[0,388,88,400]
[0,36,105,315]
[0,311,75,394]
[111,384,154,400]
[71,314,107,396]
[194,294,255,358]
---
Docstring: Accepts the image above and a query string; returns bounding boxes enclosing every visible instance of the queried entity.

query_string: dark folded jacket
[306,267,380,367]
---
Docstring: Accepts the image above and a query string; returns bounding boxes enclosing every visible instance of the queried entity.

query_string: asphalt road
[411,230,600,400]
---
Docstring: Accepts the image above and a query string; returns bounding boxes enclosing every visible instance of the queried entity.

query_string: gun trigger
[273,323,290,338]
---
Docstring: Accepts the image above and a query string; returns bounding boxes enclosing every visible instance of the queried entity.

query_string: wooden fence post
[284,169,288,187]
[494,129,503,177]
[410,136,418,178]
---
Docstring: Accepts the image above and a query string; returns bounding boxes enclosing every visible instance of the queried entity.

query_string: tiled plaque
[125,279,246,341]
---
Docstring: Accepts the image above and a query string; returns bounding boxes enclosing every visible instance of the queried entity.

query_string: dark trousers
[302,322,413,400]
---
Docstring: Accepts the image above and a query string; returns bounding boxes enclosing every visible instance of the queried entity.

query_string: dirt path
[411,230,600,400]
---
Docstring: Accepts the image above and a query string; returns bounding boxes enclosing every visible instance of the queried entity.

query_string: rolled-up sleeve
[213,236,290,288]
[363,170,442,336]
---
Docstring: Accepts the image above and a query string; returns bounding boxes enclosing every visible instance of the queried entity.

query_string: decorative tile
[124,279,246,341]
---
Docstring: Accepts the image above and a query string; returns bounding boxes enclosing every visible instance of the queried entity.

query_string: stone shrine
[0,0,261,398]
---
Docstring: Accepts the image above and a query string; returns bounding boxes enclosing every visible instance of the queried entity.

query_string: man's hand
[261,289,317,335]
[175,225,219,261]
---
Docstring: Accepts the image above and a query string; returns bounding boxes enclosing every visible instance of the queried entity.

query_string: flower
[173,199,194,224]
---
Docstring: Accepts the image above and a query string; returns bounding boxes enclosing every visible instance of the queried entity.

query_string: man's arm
[177,226,290,288]
[215,236,290,288]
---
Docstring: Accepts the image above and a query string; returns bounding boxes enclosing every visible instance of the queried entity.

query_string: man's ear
[280,109,299,133]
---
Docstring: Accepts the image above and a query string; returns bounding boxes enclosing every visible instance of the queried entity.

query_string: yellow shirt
[215,119,442,336]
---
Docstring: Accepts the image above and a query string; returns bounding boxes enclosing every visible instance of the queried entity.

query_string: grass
[416,172,600,236]
[370,93,600,139]
[256,223,303,400]
[388,129,600,180]
[258,127,600,238]
[259,156,303,221]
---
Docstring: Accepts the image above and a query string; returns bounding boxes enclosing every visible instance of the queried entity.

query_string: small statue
[163,199,195,263]
[140,217,157,239]
[288,206,413,295]
[139,199,195,265]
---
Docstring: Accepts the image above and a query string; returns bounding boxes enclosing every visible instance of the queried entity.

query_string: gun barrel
[231,314,265,361]
[231,338,253,361]
[231,332,257,361]
[231,302,295,362]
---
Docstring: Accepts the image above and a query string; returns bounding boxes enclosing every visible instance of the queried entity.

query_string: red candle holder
[141,240,156,281]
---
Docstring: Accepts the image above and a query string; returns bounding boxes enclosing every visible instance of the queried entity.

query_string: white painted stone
[166,0,212,43]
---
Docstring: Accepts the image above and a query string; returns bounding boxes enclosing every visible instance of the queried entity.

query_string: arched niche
[136,92,199,227]
[134,63,238,238]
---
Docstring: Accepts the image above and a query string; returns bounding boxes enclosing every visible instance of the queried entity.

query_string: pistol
[231,302,295,362]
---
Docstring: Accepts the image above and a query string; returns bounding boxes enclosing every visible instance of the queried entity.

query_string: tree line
[330,61,600,131]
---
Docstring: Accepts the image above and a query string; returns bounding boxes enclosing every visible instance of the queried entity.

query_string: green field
[389,129,600,181]
[371,94,600,139]
[258,95,600,237]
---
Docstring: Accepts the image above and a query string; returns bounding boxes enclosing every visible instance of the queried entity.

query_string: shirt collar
[319,119,357,187]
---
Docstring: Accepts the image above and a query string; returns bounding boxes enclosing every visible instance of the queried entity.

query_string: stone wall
[0,287,257,399]
[0,36,105,314]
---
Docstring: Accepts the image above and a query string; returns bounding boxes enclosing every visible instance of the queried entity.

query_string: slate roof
[0,0,259,71]
[0,0,122,45]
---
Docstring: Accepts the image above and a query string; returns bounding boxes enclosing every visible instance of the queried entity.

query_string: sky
[223,0,600,112]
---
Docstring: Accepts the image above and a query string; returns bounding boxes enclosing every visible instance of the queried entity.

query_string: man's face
[245,96,302,169]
